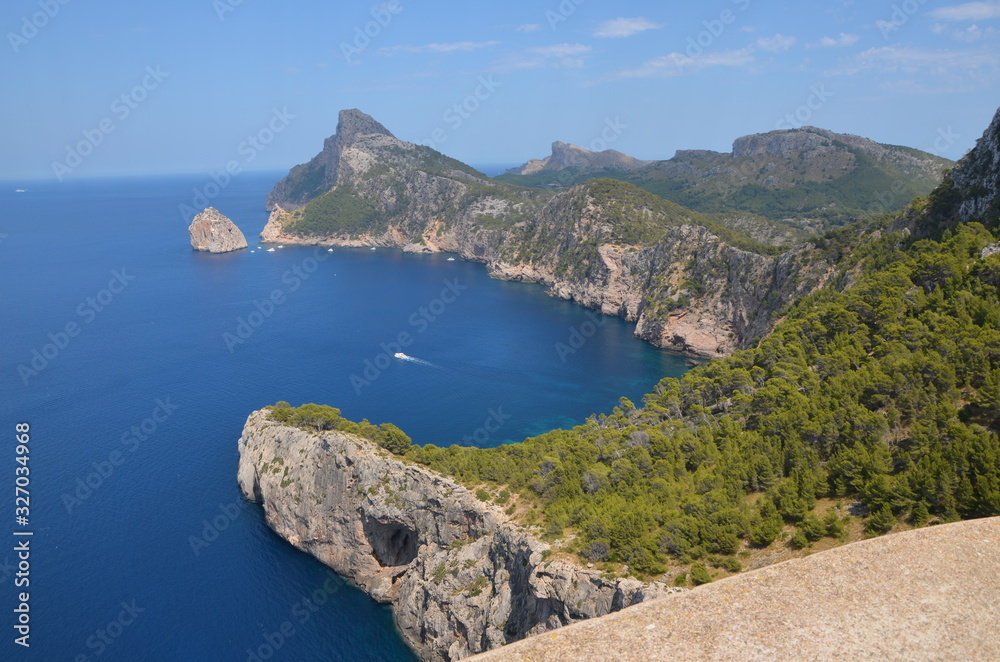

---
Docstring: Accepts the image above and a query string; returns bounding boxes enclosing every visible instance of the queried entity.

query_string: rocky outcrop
[506,141,652,175]
[906,106,1000,239]
[188,207,247,253]
[951,108,1000,226]
[237,410,682,661]
[265,109,395,212]
[259,207,289,243]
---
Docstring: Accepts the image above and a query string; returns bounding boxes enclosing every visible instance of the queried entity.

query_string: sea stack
[189,207,248,253]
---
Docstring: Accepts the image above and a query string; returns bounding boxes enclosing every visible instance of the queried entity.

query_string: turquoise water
[0,172,687,660]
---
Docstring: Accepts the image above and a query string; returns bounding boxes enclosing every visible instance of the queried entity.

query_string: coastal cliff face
[237,410,680,661]
[259,110,831,357]
[188,207,248,253]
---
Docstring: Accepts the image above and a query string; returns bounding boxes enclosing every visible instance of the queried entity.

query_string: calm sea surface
[0,172,687,660]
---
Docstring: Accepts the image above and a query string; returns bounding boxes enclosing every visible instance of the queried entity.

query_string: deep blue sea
[0,172,687,661]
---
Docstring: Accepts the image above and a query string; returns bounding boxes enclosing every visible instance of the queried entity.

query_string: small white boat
[447,257,455,261]
[278,245,284,249]
[370,247,376,251]
[14,189,25,193]
[394,352,408,359]
[251,251,255,253]
[327,248,334,252]
[267,247,276,252]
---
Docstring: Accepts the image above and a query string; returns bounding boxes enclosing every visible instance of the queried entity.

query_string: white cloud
[618,48,754,78]
[814,32,861,48]
[929,1,1000,21]
[498,43,593,70]
[954,24,997,40]
[531,43,591,57]
[829,45,1000,77]
[378,41,501,56]
[756,33,797,53]
[594,17,663,38]
[528,43,592,68]
[515,23,541,33]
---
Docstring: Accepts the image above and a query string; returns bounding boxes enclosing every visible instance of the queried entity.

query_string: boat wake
[394,352,437,367]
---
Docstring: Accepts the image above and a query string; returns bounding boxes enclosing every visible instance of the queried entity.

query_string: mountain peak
[506,141,652,175]
[336,109,395,144]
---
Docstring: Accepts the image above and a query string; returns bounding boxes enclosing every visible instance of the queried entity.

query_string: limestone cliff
[258,110,832,357]
[903,106,1000,239]
[237,410,681,661]
[188,207,247,253]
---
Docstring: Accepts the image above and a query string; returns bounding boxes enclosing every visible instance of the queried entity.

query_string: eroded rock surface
[237,410,681,661]
[189,207,247,253]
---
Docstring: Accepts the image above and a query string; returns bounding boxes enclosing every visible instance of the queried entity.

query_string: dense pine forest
[267,112,1000,581]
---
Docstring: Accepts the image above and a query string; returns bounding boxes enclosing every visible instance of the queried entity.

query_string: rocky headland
[237,409,682,661]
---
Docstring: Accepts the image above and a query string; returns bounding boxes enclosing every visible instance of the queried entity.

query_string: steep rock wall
[237,410,680,661]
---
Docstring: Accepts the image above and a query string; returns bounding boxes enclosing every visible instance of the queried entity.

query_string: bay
[0,172,687,660]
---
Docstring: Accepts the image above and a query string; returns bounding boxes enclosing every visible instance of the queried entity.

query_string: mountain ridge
[259,109,828,358]
[499,125,952,231]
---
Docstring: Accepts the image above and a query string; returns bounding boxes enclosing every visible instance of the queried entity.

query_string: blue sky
[2,0,998,180]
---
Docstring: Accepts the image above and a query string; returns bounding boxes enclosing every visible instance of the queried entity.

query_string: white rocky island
[188,207,248,253]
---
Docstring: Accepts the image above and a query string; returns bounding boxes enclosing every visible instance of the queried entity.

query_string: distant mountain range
[261,110,833,357]
[257,111,964,358]
[499,128,953,233]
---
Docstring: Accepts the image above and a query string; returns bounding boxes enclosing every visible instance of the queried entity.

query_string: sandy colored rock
[188,207,247,253]
[469,517,1000,662]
